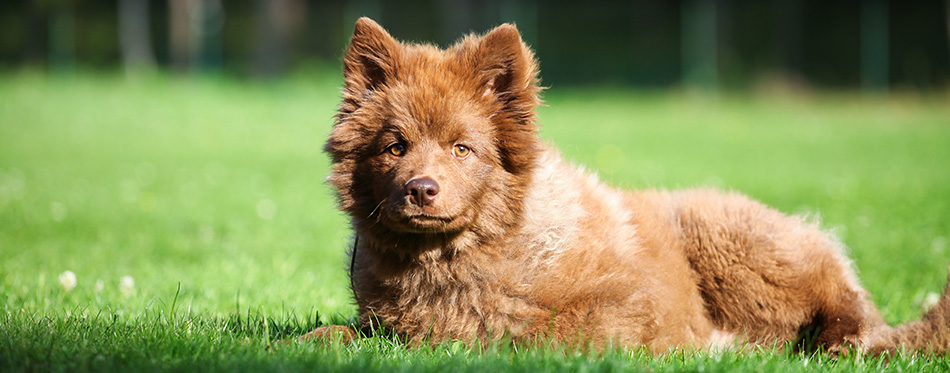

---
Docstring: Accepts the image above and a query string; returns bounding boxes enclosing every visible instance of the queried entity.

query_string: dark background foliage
[1,0,947,90]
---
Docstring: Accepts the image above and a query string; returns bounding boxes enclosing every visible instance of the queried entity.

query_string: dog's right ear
[343,18,401,93]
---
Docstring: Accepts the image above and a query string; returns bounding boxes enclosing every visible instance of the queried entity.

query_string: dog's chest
[355,254,540,342]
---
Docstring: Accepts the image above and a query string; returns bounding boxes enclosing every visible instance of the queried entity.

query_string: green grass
[1,71,949,371]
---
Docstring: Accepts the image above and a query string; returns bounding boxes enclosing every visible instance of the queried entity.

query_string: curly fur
[311,17,950,355]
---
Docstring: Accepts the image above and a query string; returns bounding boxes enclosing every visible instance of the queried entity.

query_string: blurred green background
[1,1,950,370]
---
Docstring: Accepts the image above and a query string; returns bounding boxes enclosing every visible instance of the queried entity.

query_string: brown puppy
[312,17,950,354]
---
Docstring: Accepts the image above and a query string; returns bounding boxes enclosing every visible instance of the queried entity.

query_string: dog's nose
[406,178,440,207]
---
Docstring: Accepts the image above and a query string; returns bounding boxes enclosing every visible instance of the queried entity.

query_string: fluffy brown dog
[311,17,950,355]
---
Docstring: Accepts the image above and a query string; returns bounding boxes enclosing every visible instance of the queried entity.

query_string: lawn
[1,71,949,371]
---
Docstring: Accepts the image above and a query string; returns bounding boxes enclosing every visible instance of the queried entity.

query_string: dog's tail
[870,265,950,356]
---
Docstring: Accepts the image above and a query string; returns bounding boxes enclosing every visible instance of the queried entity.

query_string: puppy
[310,17,950,355]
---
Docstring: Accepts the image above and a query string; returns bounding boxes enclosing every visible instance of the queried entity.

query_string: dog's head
[326,18,541,241]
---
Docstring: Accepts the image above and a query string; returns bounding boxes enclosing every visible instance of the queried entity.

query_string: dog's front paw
[300,325,358,345]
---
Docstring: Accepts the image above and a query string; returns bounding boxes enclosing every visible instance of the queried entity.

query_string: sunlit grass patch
[1,72,949,371]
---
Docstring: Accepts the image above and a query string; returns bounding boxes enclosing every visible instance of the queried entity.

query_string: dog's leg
[300,325,359,345]
[667,189,888,352]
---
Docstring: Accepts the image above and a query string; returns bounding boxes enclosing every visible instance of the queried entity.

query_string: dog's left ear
[461,24,541,177]
[470,24,541,118]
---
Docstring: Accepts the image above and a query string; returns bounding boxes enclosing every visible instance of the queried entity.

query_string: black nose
[406,178,440,207]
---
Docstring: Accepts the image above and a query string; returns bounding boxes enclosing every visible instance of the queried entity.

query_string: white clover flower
[59,270,77,292]
[923,291,941,310]
[95,279,105,292]
[119,275,135,297]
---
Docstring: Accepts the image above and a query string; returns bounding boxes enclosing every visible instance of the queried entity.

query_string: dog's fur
[311,17,950,354]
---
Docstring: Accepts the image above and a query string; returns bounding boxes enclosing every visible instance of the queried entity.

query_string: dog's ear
[463,24,541,177]
[331,18,399,166]
[343,18,401,93]
[471,24,541,115]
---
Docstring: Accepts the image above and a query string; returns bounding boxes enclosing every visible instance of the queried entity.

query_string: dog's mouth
[381,209,462,233]
[374,191,474,233]
[402,213,455,231]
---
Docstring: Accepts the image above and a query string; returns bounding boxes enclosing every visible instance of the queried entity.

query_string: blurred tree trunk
[860,0,888,93]
[169,0,192,73]
[773,0,803,82]
[681,0,718,93]
[23,1,47,66]
[253,0,304,78]
[306,2,346,61]
[48,0,75,72]
[119,0,156,73]
[193,0,224,72]
[169,0,224,74]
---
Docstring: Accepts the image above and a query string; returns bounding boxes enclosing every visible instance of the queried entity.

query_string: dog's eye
[387,143,406,156]
[452,144,471,158]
